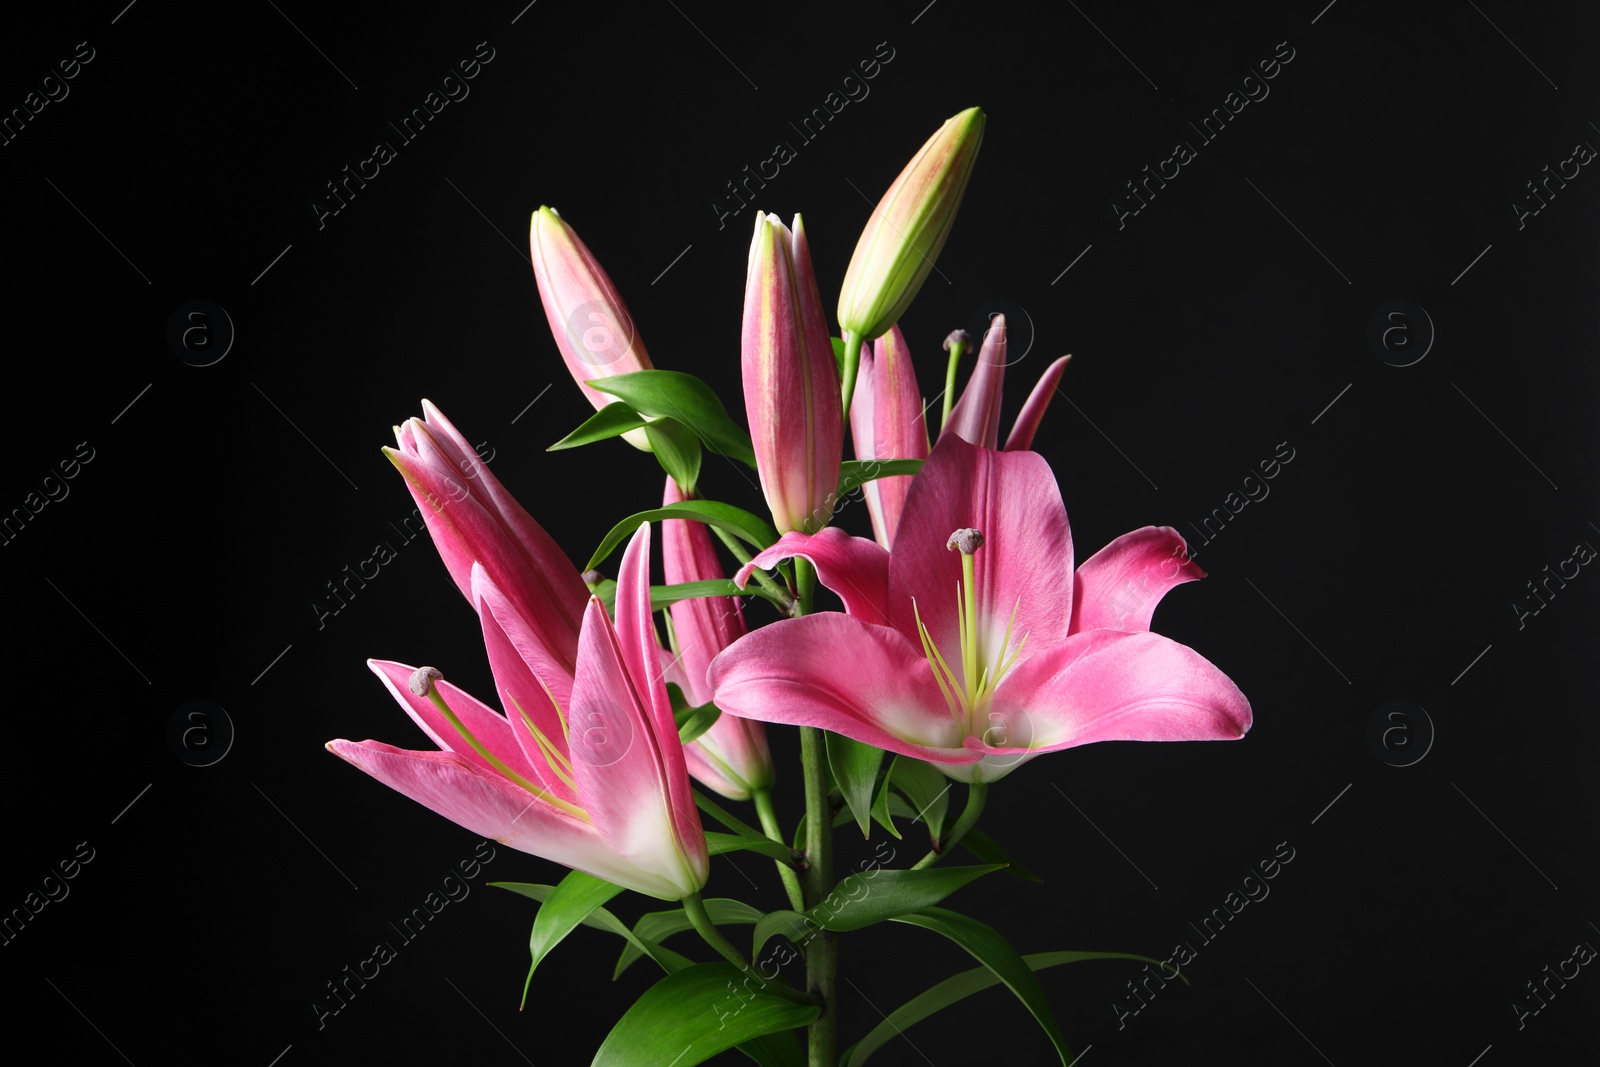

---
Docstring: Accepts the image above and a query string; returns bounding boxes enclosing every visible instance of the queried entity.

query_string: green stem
[912,781,987,870]
[940,335,968,431]
[694,788,770,843]
[799,725,837,1065]
[795,557,817,617]
[710,526,796,615]
[682,891,820,1008]
[754,788,807,912]
[838,331,865,421]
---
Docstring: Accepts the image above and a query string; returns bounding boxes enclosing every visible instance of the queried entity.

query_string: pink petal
[708,613,977,764]
[469,567,581,806]
[988,628,1251,755]
[735,527,891,627]
[570,527,707,895]
[942,314,1007,449]
[1070,526,1204,634]
[662,478,747,706]
[1002,356,1071,452]
[326,739,691,900]
[850,325,928,549]
[887,433,1073,672]
[367,659,541,786]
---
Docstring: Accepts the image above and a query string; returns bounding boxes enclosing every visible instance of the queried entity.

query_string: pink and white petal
[888,433,1073,664]
[663,477,746,707]
[987,629,1251,754]
[1070,526,1205,634]
[326,739,687,900]
[572,595,708,898]
[1002,356,1071,453]
[708,613,977,765]
[735,528,892,628]
[469,567,582,806]
[367,659,541,785]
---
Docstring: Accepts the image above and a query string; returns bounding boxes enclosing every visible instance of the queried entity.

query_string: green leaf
[597,578,749,617]
[521,870,624,1007]
[889,908,1072,1064]
[675,701,722,745]
[826,733,885,838]
[705,832,798,864]
[591,370,758,468]
[961,828,1044,883]
[837,458,925,497]
[888,757,950,844]
[549,402,650,450]
[831,336,847,376]
[490,882,694,978]
[588,501,780,572]
[843,950,1181,1066]
[591,962,819,1067]
[750,866,1003,958]
[643,417,703,495]
[869,773,903,841]
[614,899,766,979]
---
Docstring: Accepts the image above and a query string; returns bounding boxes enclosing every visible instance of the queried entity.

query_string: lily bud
[741,212,844,534]
[849,324,929,549]
[663,478,775,800]
[837,107,985,344]
[530,206,654,447]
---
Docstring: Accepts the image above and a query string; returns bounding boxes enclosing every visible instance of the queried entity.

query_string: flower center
[913,530,1029,738]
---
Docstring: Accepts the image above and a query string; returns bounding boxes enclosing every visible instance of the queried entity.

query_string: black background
[6,1,1597,1063]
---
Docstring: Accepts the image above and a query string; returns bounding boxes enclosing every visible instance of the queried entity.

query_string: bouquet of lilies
[327,107,1251,1066]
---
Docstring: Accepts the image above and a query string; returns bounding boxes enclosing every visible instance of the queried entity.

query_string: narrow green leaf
[705,832,798,864]
[588,501,779,572]
[614,898,766,979]
[888,757,949,844]
[590,370,758,468]
[643,417,703,495]
[591,962,818,1067]
[521,870,624,1007]
[675,701,722,745]
[490,882,694,978]
[869,770,902,841]
[549,402,650,450]
[843,950,1180,1066]
[837,458,925,497]
[961,828,1044,883]
[889,908,1072,1064]
[750,866,1003,958]
[826,732,885,838]
[597,578,748,617]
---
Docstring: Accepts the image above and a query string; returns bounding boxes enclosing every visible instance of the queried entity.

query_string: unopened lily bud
[530,206,654,449]
[837,107,986,344]
[741,212,844,534]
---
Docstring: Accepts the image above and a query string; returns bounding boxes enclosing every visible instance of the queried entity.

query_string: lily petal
[709,613,976,763]
[326,739,690,900]
[1002,356,1071,452]
[942,314,1007,449]
[888,433,1073,665]
[1070,526,1205,634]
[735,527,891,627]
[367,659,542,786]
[849,325,929,549]
[989,628,1251,756]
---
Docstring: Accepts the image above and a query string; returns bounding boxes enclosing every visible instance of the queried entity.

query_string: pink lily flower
[707,433,1251,783]
[661,478,775,801]
[385,401,590,707]
[942,314,1072,453]
[742,211,843,534]
[328,522,710,901]
[530,206,655,448]
[848,324,929,550]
